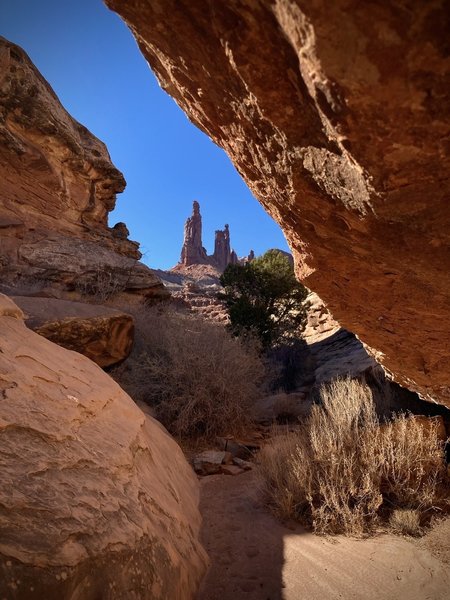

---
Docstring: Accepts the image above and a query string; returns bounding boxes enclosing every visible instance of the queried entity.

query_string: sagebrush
[258,377,447,536]
[112,306,265,440]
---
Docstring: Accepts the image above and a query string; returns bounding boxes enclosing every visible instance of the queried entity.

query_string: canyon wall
[105,0,450,406]
[0,37,166,301]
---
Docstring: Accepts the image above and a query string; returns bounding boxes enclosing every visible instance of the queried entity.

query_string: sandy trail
[197,470,449,600]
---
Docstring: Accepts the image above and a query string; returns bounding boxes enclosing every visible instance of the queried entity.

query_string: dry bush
[258,377,446,536]
[74,267,128,303]
[389,509,421,537]
[378,414,446,510]
[112,306,264,441]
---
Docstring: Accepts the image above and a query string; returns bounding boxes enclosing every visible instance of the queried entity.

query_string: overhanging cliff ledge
[105,0,450,406]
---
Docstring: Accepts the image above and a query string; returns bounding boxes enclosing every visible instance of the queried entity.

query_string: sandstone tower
[180,201,208,266]
[178,201,248,271]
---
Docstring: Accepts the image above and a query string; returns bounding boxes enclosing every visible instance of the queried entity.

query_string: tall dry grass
[112,306,265,440]
[258,377,447,536]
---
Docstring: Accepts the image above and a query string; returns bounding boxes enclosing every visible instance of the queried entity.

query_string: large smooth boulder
[104,0,450,406]
[0,37,166,301]
[0,294,207,599]
[12,296,135,368]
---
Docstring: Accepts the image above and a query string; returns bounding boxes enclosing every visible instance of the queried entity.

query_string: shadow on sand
[196,470,305,600]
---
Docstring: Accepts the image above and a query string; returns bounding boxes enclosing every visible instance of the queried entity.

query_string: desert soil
[197,470,450,600]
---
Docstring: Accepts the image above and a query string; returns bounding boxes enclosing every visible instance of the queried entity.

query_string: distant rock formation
[246,250,255,263]
[0,37,166,302]
[178,201,249,272]
[180,200,208,266]
[213,224,231,270]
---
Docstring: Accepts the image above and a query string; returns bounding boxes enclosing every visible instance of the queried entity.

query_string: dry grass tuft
[389,509,422,537]
[258,377,446,536]
[112,306,264,441]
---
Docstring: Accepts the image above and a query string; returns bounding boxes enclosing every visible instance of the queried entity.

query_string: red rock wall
[0,37,165,300]
[105,0,450,405]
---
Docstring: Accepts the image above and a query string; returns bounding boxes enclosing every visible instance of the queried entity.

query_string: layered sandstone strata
[0,294,207,599]
[13,296,135,368]
[0,37,165,301]
[105,0,450,405]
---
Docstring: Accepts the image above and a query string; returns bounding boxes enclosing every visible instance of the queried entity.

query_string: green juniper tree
[219,250,309,350]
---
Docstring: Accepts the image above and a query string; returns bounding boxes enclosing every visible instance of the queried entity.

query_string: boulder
[193,451,233,476]
[12,296,135,368]
[0,294,207,599]
[105,0,450,406]
[216,437,254,460]
[0,37,166,302]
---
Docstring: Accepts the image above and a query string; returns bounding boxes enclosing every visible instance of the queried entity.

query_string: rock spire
[179,201,248,271]
[180,201,208,266]
[213,224,231,271]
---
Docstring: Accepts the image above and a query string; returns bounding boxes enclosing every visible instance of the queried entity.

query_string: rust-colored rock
[0,37,166,301]
[12,296,135,368]
[177,200,246,271]
[105,0,450,406]
[0,294,207,599]
[180,200,208,266]
[213,224,232,271]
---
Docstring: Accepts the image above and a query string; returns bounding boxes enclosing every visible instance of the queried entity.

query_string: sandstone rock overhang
[105,0,450,406]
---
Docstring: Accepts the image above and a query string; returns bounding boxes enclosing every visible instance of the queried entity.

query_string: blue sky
[1,0,289,269]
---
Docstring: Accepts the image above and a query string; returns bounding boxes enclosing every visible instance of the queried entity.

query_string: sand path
[197,470,449,600]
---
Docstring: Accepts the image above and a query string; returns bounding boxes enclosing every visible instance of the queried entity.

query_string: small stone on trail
[221,464,244,476]
[193,450,233,475]
[232,457,252,471]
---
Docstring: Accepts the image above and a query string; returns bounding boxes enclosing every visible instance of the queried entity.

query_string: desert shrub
[74,267,128,303]
[266,338,315,392]
[112,306,265,440]
[378,413,446,510]
[389,509,422,537]
[258,377,446,536]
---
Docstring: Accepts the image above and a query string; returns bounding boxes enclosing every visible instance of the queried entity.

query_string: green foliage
[219,250,309,348]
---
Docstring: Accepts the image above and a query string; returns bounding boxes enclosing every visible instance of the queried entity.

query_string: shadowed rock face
[0,37,166,301]
[105,0,450,406]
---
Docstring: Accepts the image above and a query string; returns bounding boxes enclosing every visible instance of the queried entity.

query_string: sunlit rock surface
[12,296,135,368]
[0,294,207,599]
[106,0,450,406]
[177,200,242,270]
[0,37,166,301]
